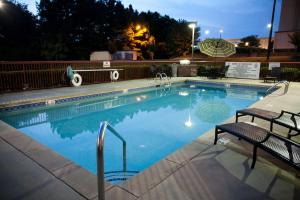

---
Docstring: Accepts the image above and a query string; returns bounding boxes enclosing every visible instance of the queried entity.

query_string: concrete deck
[0,78,300,200]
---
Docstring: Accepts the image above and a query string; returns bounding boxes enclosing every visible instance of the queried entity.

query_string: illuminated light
[185,116,192,127]
[204,30,210,35]
[0,1,3,8]
[143,28,147,32]
[188,23,196,29]
[179,59,190,65]
[267,23,272,29]
[136,97,141,101]
[245,42,249,46]
[136,25,141,30]
[179,91,189,96]
[234,44,238,47]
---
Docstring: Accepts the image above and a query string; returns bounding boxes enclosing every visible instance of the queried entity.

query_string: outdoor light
[234,44,238,47]
[188,23,196,29]
[135,25,141,30]
[267,23,272,29]
[0,1,3,8]
[245,42,249,46]
[219,29,224,38]
[179,91,189,96]
[188,22,197,61]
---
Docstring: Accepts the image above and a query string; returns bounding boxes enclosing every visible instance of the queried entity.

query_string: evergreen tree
[0,0,39,60]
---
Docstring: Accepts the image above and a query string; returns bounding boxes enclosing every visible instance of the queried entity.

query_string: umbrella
[199,38,236,57]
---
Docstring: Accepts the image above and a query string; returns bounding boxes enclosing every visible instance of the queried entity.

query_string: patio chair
[236,108,300,139]
[264,67,281,83]
[214,122,300,169]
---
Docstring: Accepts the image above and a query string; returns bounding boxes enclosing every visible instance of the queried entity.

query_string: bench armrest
[262,132,300,148]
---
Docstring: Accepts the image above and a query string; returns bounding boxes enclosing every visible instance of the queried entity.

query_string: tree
[123,23,155,59]
[288,32,300,52]
[240,35,260,47]
[0,1,39,60]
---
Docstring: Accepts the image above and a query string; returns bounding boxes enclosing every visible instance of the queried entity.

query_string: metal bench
[214,122,300,170]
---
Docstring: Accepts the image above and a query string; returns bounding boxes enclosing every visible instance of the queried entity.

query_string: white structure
[90,51,111,61]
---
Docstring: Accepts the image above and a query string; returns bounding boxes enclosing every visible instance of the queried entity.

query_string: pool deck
[1,77,300,200]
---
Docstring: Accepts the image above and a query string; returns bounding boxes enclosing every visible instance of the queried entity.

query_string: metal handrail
[97,121,126,200]
[266,80,290,94]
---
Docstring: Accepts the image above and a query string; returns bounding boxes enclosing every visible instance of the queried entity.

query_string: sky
[18,0,282,39]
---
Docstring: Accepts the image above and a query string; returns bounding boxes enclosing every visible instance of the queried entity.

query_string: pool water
[0,82,267,183]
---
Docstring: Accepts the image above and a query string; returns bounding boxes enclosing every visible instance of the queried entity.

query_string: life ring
[110,70,119,81]
[71,73,82,87]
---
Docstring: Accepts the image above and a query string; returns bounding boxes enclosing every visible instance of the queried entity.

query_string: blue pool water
[0,82,267,182]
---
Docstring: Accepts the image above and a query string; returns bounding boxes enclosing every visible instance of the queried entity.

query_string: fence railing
[1,60,300,92]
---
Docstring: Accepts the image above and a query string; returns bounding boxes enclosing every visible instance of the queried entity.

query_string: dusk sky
[19,0,282,39]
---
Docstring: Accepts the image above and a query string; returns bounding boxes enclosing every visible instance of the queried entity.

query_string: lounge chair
[264,67,281,83]
[214,122,300,169]
[236,108,300,139]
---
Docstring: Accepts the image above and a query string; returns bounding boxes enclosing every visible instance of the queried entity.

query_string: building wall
[274,0,300,50]
[226,38,270,49]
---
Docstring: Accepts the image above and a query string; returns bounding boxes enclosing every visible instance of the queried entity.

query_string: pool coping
[0,78,293,199]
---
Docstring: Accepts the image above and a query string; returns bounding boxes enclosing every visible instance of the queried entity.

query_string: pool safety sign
[103,61,110,68]
[226,62,261,79]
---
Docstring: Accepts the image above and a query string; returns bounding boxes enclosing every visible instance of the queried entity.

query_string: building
[274,0,300,51]
[225,37,271,49]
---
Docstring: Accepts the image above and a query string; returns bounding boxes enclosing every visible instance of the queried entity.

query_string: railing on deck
[1,60,300,92]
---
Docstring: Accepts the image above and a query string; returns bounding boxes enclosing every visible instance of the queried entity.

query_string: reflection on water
[0,83,267,176]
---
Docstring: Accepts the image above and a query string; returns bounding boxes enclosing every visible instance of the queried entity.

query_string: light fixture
[188,23,196,29]
[179,91,189,96]
[267,23,272,29]
[135,25,141,30]
[245,42,249,46]
[188,22,197,60]
[0,1,3,8]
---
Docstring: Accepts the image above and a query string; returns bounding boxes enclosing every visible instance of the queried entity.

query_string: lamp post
[0,1,3,8]
[219,29,224,38]
[188,23,196,61]
[267,0,277,61]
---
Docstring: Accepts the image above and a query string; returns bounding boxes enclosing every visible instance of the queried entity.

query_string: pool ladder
[97,121,127,200]
[266,80,290,95]
[155,72,171,87]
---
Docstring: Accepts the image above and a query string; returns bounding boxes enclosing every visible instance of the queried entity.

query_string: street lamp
[0,1,3,8]
[219,29,224,38]
[188,23,196,61]
[267,0,277,61]
[267,23,272,29]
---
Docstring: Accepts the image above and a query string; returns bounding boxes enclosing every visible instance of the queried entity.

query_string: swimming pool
[0,82,268,183]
